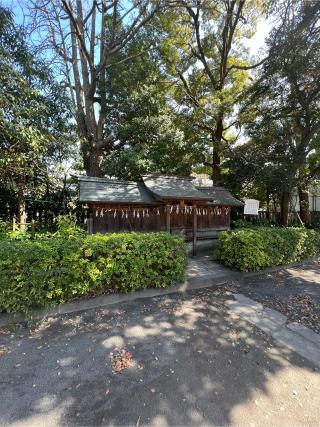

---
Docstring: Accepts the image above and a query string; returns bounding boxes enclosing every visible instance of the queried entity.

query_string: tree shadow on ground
[0,287,319,426]
[236,261,320,333]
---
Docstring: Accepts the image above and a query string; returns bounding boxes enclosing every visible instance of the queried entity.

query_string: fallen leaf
[109,348,133,373]
[0,346,11,357]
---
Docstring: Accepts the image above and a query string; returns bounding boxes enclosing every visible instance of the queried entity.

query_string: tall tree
[242,0,320,225]
[224,139,286,217]
[29,0,164,176]
[99,30,196,180]
[0,6,73,225]
[158,0,267,184]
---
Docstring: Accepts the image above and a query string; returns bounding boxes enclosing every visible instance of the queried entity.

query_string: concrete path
[233,260,320,334]
[226,294,320,368]
[1,286,320,426]
[187,256,234,281]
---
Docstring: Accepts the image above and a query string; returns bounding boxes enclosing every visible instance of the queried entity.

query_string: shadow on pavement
[236,261,320,333]
[0,286,319,426]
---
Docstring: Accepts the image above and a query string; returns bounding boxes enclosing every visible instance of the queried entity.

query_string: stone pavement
[225,294,320,368]
[187,255,237,281]
[234,260,320,334]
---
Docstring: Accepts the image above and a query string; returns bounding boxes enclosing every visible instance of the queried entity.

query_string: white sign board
[244,199,259,216]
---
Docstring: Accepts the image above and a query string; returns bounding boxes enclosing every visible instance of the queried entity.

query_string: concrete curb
[0,273,238,327]
[0,256,319,327]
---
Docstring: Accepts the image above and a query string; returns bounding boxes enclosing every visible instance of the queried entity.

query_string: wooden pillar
[18,171,26,230]
[193,203,197,257]
[31,219,35,238]
[87,213,93,234]
[166,204,171,233]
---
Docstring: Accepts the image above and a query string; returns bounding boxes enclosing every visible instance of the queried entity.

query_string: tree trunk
[211,115,223,185]
[88,143,104,176]
[212,148,221,185]
[280,191,290,226]
[266,190,270,221]
[298,188,310,225]
[18,171,26,230]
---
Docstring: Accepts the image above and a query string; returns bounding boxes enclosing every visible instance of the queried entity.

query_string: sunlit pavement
[1,286,320,426]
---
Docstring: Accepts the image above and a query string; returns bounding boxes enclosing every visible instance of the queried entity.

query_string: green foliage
[311,218,320,230]
[0,6,73,176]
[157,2,267,180]
[0,6,76,222]
[231,218,274,229]
[237,0,320,208]
[54,216,85,238]
[0,232,187,313]
[4,229,29,241]
[0,220,10,234]
[102,30,194,180]
[218,227,320,272]
[223,139,287,205]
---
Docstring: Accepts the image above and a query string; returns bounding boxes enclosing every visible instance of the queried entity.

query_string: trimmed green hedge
[218,227,320,272]
[0,232,187,313]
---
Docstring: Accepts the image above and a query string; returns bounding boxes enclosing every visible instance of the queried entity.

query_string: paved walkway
[187,255,236,281]
[226,294,320,368]
[1,257,320,425]
[234,260,320,334]
[1,286,320,426]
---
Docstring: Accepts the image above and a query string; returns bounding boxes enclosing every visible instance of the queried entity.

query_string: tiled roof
[77,175,242,206]
[198,186,244,206]
[142,175,212,201]
[78,176,156,204]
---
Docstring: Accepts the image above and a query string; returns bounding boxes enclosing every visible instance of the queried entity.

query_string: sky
[6,0,272,55]
[244,18,272,55]
[4,0,24,23]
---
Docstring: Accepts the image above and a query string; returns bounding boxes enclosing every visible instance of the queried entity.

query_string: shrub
[218,227,320,272]
[54,215,85,238]
[311,218,320,230]
[231,218,275,229]
[0,220,10,235]
[0,232,187,313]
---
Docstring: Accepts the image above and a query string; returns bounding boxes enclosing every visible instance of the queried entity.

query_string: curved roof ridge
[142,174,195,181]
[76,175,137,185]
[142,175,212,200]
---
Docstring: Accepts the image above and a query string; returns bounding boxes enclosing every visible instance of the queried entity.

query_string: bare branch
[226,56,269,75]
[61,0,94,71]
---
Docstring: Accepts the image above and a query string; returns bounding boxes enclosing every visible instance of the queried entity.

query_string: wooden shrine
[77,174,243,255]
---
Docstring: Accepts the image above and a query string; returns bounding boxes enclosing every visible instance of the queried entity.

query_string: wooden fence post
[31,219,35,238]
[87,214,93,234]
[12,216,16,231]
[166,204,171,233]
[193,204,197,257]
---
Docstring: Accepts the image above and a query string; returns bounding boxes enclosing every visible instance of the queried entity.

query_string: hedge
[218,227,320,272]
[0,232,187,313]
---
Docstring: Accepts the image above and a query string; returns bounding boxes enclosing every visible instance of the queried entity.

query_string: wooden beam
[193,203,197,256]
[166,204,171,232]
